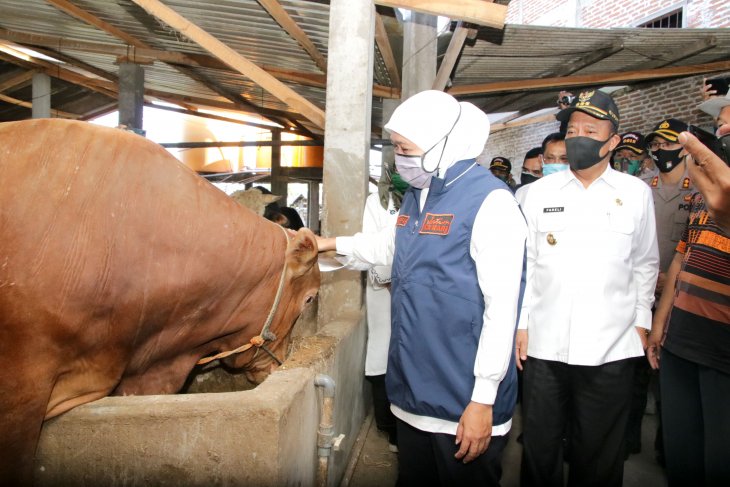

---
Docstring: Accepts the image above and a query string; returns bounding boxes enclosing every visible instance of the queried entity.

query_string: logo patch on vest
[543,207,564,213]
[396,215,410,227]
[419,213,454,235]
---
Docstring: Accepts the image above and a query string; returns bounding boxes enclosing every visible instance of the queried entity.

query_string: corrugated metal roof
[1,3,728,130]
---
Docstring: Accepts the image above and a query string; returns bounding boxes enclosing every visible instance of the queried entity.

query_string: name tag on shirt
[543,207,564,213]
[419,213,454,235]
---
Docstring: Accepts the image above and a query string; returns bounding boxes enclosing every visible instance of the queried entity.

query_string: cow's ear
[262,194,282,205]
[286,228,318,277]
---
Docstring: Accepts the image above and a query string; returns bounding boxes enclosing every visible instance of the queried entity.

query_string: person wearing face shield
[516,90,659,487]
[644,91,730,487]
[317,90,527,486]
[612,132,646,176]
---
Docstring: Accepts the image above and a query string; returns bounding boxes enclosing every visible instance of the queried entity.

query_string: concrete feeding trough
[34,305,367,487]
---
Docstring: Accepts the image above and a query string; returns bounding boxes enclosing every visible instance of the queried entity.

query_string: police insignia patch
[682,177,690,189]
[651,176,659,187]
[419,213,454,235]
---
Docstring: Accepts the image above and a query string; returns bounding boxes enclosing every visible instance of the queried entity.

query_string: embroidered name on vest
[419,213,454,235]
[396,215,410,227]
[543,207,564,213]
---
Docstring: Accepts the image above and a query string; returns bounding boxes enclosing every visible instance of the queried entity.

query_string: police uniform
[640,169,694,272]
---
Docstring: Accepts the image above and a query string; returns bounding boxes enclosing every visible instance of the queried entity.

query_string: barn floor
[345,399,667,487]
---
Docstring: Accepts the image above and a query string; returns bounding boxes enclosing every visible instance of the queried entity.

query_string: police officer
[642,119,695,293]
[612,132,647,176]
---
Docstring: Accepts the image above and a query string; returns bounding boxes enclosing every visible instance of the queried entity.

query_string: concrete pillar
[307,180,320,234]
[32,73,51,119]
[401,12,437,99]
[270,130,287,200]
[380,98,399,172]
[319,0,375,323]
[118,63,144,130]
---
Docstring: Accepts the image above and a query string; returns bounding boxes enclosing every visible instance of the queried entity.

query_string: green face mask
[614,157,642,176]
[390,172,410,194]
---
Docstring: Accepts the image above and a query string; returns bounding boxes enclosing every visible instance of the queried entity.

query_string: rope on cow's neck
[196,225,290,367]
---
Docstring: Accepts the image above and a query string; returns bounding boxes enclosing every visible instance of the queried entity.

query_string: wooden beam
[131,0,326,129]
[433,22,471,91]
[0,70,34,93]
[375,0,507,29]
[0,93,80,118]
[0,51,118,98]
[490,112,557,133]
[481,40,624,113]
[256,0,328,73]
[44,2,294,127]
[374,14,401,88]
[448,59,730,96]
[0,28,401,99]
[45,0,144,47]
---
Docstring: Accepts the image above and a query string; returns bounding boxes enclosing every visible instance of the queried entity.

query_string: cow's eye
[304,295,316,305]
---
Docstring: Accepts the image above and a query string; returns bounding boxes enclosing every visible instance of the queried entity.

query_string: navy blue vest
[386,159,525,425]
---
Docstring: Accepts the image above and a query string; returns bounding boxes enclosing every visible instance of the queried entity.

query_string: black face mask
[565,135,613,171]
[520,173,540,186]
[651,148,684,173]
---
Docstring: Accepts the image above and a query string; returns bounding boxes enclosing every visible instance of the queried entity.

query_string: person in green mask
[362,157,409,453]
[612,132,646,176]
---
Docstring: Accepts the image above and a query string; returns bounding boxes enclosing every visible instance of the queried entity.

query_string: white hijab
[384,90,490,177]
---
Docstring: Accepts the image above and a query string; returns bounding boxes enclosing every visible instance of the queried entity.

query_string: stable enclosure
[34,304,367,487]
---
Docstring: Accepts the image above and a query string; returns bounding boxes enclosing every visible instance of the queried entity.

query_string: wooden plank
[0,28,401,99]
[490,112,557,133]
[0,70,34,93]
[45,0,144,47]
[448,60,730,96]
[433,22,470,91]
[0,93,80,118]
[375,0,507,29]
[374,14,400,88]
[132,0,326,128]
[256,0,327,73]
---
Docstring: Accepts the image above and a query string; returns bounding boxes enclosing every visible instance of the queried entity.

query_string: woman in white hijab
[318,90,526,487]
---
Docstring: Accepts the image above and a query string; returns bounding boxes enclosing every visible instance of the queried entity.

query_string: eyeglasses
[522,168,543,177]
[648,141,681,151]
[541,155,568,164]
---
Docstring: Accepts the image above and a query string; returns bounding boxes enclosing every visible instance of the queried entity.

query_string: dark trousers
[625,356,651,453]
[396,418,508,487]
[660,349,730,487]
[366,374,398,445]
[520,357,635,487]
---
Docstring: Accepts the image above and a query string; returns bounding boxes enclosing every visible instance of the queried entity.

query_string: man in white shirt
[318,91,527,486]
[515,89,659,487]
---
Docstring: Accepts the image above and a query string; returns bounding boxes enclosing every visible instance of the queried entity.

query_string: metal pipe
[314,374,336,487]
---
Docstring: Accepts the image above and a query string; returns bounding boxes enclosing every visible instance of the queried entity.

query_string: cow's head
[224,227,320,383]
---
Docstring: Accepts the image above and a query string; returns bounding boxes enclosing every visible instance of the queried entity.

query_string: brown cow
[0,119,320,486]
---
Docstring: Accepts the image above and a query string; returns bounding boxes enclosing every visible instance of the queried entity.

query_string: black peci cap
[556,89,620,129]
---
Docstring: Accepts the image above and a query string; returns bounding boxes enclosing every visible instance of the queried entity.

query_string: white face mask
[394,153,433,189]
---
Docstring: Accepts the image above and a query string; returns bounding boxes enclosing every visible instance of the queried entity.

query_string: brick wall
[495,0,729,180]
[506,0,730,28]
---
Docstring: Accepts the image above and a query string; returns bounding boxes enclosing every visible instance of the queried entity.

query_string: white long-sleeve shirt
[518,166,659,365]
[337,186,527,435]
[362,193,398,376]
